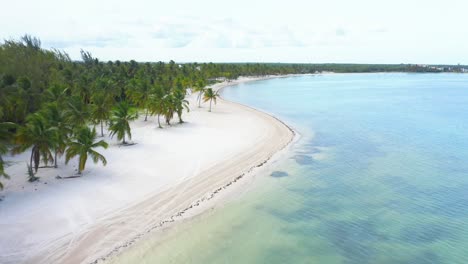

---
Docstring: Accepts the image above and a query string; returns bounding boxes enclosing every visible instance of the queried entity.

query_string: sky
[1,0,467,64]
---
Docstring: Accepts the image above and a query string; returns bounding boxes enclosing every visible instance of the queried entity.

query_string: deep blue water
[115,73,468,264]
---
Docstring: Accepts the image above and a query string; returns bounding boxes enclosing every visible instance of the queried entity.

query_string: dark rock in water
[270,171,288,178]
[292,155,315,165]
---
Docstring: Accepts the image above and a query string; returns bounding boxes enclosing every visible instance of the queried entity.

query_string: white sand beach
[0,77,294,264]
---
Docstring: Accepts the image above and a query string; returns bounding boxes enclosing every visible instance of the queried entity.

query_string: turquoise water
[114,73,468,264]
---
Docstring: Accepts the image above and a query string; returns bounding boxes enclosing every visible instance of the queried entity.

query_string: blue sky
[1,0,467,64]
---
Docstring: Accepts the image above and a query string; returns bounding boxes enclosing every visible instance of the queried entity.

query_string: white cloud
[1,0,468,63]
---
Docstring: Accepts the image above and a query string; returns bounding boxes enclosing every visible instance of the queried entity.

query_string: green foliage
[0,34,462,188]
[90,92,113,136]
[41,102,70,168]
[13,113,55,173]
[65,96,90,128]
[126,74,152,121]
[172,87,190,123]
[65,127,108,174]
[0,161,8,190]
[109,102,138,144]
[203,88,220,112]
[0,111,15,189]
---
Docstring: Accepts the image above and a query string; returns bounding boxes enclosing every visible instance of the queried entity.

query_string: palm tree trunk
[178,111,183,123]
[29,148,35,173]
[77,155,83,175]
[157,115,162,128]
[100,120,104,137]
[144,109,148,121]
[54,150,58,168]
[198,92,202,107]
[209,99,212,112]
[123,134,126,144]
[33,149,40,173]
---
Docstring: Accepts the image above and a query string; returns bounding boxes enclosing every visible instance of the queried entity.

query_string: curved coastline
[97,76,298,264]
[26,76,297,264]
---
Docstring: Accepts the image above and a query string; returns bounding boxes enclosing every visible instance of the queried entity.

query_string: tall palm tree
[90,93,112,137]
[148,86,165,128]
[162,94,175,125]
[127,77,152,121]
[13,113,55,173]
[42,103,69,168]
[193,79,207,108]
[172,88,190,123]
[109,102,138,144]
[203,88,220,112]
[65,127,108,175]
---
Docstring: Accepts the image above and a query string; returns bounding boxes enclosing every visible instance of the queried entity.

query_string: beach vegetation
[90,93,113,137]
[109,102,138,144]
[65,127,108,175]
[0,110,15,189]
[0,34,454,188]
[13,113,55,173]
[203,88,220,112]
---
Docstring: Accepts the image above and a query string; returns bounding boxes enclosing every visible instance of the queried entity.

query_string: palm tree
[162,94,175,125]
[203,88,220,112]
[45,84,69,105]
[148,86,165,128]
[13,113,55,173]
[109,102,138,144]
[90,93,112,137]
[193,79,207,107]
[0,112,15,189]
[65,96,90,128]
[172,88,190,123]
[127,77,152,121]
[65,127,108,175]
[42,103,69,168]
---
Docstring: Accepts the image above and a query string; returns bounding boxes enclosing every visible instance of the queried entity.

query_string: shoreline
[0,75,298,264]
[98,75,299,264]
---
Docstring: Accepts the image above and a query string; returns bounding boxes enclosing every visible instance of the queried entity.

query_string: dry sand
[0,76,295,264]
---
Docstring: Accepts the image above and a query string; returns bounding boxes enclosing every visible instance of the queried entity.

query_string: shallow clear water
[114,73,468,264]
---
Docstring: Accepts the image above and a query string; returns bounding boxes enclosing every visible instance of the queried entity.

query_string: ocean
[112,73,468,263]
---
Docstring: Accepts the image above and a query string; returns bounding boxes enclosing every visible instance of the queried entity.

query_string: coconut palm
[90,93,112,137]
[148,86,165,128]
[172,88,190,123]
[108,102,138,144]
[127,77,152,121]
[65,127,108,175]
[42,102,69,168]
[162,94,175,125]
[193,79,207,107]
[13,113,55,173]
[203,88,220,112]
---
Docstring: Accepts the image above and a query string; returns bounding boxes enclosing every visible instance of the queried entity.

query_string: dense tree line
[0,36,211,186]
[0,35,462,188]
